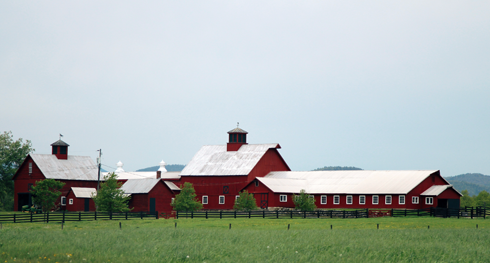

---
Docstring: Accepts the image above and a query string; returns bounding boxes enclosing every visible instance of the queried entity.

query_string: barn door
[150,198,156,213]
[84,199,90,212]
[260,193,268,209]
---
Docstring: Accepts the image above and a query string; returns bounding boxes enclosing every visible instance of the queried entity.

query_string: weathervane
[237,122,239,128]
[59,134,63,140]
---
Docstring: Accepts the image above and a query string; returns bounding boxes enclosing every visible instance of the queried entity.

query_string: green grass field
[1,217,489,262]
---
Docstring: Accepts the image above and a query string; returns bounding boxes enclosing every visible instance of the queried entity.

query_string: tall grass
[1,217,489,262]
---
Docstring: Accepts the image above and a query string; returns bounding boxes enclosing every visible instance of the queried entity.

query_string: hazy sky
[1,1,489,177]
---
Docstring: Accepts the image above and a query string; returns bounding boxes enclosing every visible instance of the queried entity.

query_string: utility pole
[97,149,102,191]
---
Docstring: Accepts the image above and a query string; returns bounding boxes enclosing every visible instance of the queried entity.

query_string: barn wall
[247,148,290,181]
[129,194,149,212]
[148,182,175,214]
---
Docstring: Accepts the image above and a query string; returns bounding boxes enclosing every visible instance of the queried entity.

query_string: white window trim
[412,196,419,204]
[425,197,433,205]
[320,195,327,205]
[359,195,366,205]
[61,196,66,206]
[372,195,379,205]
[202,196,208,204]
[235,195,240,200]
[399,195,405,205]
[333,195,340,205]
[69,198,73,205]
[346,195,353,205]
[219,195,225,204]
[29,162,32,174]
[280,195,287,202]
[385,195,392,205]
[171,198,175,204]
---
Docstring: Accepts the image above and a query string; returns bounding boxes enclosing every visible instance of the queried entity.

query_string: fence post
[79,212,81,221]
[355,210,358,218]
[156,211,158,219]
[290,210,292,219]
[249,211,251,219]
[126,212,128,220]
[30,212,33,223]
[206,211,208,219]
[234,210,236,219]
[330,210,333,218]
[176,211,179,219]
[404,209,407,217]
[220,211,222,219]
[471,207,474,219]
[94,211,97,221]
[263,210,265,218]
[366,208,369,218]
[140,212,143,220]
[343,210,345,219]
[110,211,112,220]
[317,210,320,218]
[63,210,65,224]
[191,211,194,219]
[277,210,279,219]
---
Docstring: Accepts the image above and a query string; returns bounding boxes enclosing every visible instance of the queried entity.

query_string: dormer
[227,126,248,151]
[51,139,69,160]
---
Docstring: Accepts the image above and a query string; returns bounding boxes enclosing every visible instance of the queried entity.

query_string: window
[346,195,353,205]
[399,195,405,205]
[202,196,208,204]
[171,198,175,204]
[334,195,340,205]
[29,162,32,174]
[235,195,240,201]
[60,146,67,154]
[321,195,327,205]
[412,196,419,204]
[385,195,392,205]
[52,146,57,154]
[219,195,225,204]
[69,199,73,205]
[309,195,314,199]
[255,180,259,187]
[373,195,379,205]
[359,195,366,205]
[61,197,66,206]
[280,195,287,202]
[425,197,433,205]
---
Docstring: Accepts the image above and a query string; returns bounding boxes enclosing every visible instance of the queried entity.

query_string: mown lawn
[1,217,489,262]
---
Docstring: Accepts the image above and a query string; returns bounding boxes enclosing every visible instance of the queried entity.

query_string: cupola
[227,124,248,151]
[51,138,69,160]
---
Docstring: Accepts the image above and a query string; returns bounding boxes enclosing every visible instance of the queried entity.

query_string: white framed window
[255,180,259,187]
[171,198,175,204]
[399,195,405,205]
[346,195,353,205]
[29,162,32,174]
[334,195,340,205]
[412,196,419,204]
[69,198,73,205]
[359,195,366,205]
[372,195,379,205]
[309,195,314,199]
[385,195,392,205]
[61,196,66,206]
[321,195,327,205]
[219,195,225,204]
[425,197,433,205]
[280,195,287,202]
[202,196,208,204]
[235,195,240,201]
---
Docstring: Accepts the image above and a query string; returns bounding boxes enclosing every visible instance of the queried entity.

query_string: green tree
[293,189,316,211]
[475,190,490,208]
[171,182,203,211]
[92,172,131,212]
[30,179,65,213]
[460,190,475,207]
[233,190,258,211]
[0,131,34,211]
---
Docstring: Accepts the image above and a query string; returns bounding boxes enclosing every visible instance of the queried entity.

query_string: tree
[171,182,203,211]
[460,190,475,207]
[30,179,65,213]
[92,172,131,212]
[0,131,34,211]
[475,190,490,208]
[293,189,316,211]
[233,190,258,211]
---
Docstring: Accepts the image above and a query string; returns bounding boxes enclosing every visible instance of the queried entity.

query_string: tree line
[459,190,490,208]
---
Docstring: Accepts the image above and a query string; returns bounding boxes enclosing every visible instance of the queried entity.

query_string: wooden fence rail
[0,211,159,224]
[176,209,369,219]
[391,207,488,219]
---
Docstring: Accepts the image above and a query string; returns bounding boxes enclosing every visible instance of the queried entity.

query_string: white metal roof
[71,187,97,198]
[30,154,99,181]
[120,179,160,194]
[420,185,457,196]
[102,171,181,180]
[164,181,180,191]
[180,144,280,176]
[257,170,441,194]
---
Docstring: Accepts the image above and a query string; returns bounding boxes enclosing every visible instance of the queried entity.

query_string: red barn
[12,139,99,211]
[177,127,290,210]
[242,170,462,210]
[65,187,97,212]
[120,177,180,214]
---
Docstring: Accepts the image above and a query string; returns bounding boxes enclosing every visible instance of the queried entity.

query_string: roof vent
[158,160,167,173]
[227,123,248,151]
[115,161,125,173]
[51,138,69,160]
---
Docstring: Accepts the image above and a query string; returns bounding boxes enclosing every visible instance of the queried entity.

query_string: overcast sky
[1,1,489,177]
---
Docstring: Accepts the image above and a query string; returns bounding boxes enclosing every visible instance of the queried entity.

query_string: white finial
[158,160,167,173]
[115,161,124,173]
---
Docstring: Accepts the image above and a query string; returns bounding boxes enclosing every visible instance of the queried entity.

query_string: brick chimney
[157,171,161,179]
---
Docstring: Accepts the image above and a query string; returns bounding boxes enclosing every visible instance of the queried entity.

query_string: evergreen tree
[171,182,203,211]
[233,190,258,211]
[30,179,65,212]
[293,189,316,211]
[92,172,131,212]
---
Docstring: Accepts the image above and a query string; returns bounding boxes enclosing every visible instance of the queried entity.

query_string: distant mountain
[136,164,185,172]
[312,166,363,171]
[446,173,490,196]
